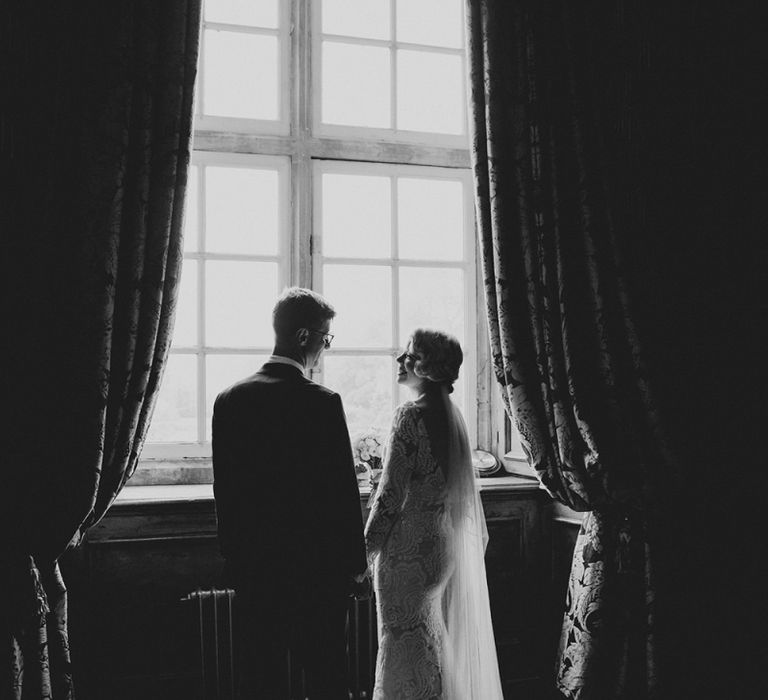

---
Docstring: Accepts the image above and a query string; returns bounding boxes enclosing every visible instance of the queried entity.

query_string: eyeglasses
[306,328,334,348]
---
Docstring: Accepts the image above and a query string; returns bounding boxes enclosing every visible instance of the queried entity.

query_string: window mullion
[391,173,400,413]
[290,0,302,288]
[293,0,312,288]
[390,0,397,131]
[197,165,207,445]
[294,0,311,138]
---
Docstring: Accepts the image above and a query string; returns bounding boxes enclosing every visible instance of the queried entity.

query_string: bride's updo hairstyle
[410,328,463,393]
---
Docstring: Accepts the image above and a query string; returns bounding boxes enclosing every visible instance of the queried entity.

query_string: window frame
[133,0,495,483]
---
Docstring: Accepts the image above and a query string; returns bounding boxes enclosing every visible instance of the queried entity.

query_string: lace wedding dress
[365,398,503,700]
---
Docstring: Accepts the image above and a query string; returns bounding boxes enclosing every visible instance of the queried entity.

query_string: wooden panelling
[63,540,222,700]
[61,480,549,699]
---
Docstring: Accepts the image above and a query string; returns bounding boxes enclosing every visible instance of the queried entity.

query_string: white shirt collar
[267,354,306,374]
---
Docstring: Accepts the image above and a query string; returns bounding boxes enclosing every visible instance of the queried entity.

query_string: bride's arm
[364,405,416,560]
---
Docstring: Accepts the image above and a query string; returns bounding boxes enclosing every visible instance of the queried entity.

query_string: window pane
[206,353,268,439]
[397,50,463,134]
[324,355,394,437]
[203,30,279,120]
[146,354,198,443]
[172,260,197,348]
[206,166,280,255]
[396,0,463,48]
[322,42,391,128]
[399,267,464,344]
[323,264,392,347]
[205,261,278,347]
[183,166,199,253]
[398,178,464,260]
[322,0,390,40]
[322,173,391,258]
[205,0,278,28]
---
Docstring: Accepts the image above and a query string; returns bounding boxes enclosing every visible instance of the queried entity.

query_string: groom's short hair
[272,287,336,340]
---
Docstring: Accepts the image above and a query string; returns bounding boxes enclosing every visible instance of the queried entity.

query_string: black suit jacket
[212,362,367,597]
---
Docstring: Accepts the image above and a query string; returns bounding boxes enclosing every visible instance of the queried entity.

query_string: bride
[365,328,504,699]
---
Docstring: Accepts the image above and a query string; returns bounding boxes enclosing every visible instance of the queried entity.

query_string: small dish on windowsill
[472,450,500,477]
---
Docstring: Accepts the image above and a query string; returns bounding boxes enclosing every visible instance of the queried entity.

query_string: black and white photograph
[3,1,766,698]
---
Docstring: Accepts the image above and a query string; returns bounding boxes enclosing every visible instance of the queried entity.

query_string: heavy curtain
[466,1,675,697]
[3,1,202,696]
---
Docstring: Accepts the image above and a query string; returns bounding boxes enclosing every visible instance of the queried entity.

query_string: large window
[139,0,484,477]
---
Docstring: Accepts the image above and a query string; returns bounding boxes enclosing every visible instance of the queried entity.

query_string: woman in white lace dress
[365,329,503,700]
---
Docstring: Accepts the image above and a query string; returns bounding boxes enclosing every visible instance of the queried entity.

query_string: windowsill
[115,483,214,504]
[86,474,547,544]
[501,454,536,478]
[550,500,586,525]
[128,458,213,486]
[130,449,538,488]
[116,473,544,507]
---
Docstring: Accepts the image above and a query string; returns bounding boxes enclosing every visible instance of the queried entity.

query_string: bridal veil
[441,394,504,700]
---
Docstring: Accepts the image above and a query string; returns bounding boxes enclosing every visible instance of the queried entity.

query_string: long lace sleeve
[364,404,417,561]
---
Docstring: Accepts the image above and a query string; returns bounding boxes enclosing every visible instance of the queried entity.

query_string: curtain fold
[3,1,202,696]
[466,1,674,697]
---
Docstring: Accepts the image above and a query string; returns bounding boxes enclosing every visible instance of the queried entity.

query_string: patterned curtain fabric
[3,1,202,697]
[3,559,72,700]
[466,1,674,697]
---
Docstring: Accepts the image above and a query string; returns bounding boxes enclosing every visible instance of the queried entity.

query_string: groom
[212,287,368,699]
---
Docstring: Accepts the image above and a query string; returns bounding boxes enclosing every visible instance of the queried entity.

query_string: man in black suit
[212,287,368,699]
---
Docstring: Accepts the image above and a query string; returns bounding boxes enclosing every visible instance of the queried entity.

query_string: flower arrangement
[352,428,385,489]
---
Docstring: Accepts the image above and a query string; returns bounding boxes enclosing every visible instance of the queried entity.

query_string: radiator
[183,588,236,700]
[183,588,377,700]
